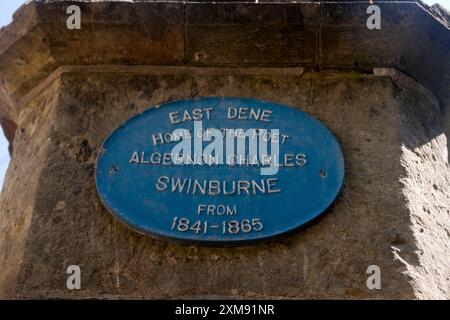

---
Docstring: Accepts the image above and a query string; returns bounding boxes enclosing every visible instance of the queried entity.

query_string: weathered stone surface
[0,1,449,112]
[0,1,449,299]
[375,68,450,299]
[0,66,448,299]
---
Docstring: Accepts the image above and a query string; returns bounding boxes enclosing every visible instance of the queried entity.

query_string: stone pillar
[0,1,449,299]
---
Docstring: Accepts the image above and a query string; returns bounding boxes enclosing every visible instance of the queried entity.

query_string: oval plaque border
[95,97,345,246]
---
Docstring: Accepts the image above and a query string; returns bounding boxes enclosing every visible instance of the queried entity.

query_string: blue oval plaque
[96,97,344,244]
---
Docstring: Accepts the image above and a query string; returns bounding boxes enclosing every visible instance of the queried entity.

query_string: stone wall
[0,1,449,299]
[0,65,448,298]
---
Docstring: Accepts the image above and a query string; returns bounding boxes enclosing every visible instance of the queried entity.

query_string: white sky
[424,0,450,7]
[0,0,449,188]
